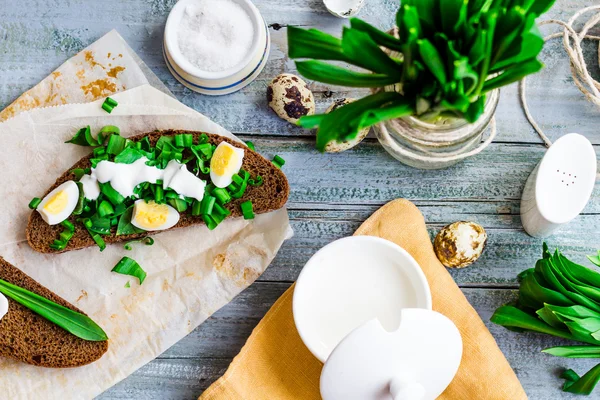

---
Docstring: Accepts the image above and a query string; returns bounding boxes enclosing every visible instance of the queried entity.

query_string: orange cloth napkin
[200,199,527,399]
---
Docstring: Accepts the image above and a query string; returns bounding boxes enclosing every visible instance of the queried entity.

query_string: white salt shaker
[521,133,597,237]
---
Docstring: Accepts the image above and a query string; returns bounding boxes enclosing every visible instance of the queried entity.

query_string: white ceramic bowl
[293,236,432,363]
[163,0,270,95]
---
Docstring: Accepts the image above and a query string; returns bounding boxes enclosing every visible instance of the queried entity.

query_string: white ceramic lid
[320,308,462,400]
[535,133,597,224]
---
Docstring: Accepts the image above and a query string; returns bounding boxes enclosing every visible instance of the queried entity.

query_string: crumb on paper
[80,79,117,99]
[213,253,260,286]
[107,66,126,79]
[76,69,86,81]
[84,50,106,70]
[51,71,61,79]
[75,290,88,303]
[162,279,171,292]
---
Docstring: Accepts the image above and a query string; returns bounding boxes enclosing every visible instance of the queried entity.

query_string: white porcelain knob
[390,377,425,400]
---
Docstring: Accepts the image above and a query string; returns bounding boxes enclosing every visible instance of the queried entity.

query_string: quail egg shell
[210,142,245,188]
[36,181,80,225]
[267,74,315,124]
[434,221,487,268]
[131,200,180,231]
[324,98,370,153]
[323,0,366,18]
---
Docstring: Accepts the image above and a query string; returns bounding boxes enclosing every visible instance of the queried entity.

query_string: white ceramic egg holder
[521,133,597,237]
[293,236,463,400]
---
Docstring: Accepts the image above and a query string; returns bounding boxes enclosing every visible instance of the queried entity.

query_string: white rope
[520,5,600,148]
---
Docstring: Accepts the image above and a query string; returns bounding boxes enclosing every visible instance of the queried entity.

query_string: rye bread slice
[27,130,290,253]
[0,257,108,367]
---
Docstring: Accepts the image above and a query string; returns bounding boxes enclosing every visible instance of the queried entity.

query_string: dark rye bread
[0,257,108,367]
[27,130,290,253]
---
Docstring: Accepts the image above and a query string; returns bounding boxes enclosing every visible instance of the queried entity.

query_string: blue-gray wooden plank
[0,0,599,399]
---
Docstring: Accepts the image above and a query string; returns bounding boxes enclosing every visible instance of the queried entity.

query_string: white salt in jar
[163,0,270,95]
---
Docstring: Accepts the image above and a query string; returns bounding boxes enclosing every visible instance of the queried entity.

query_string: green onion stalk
[287,0,557,151]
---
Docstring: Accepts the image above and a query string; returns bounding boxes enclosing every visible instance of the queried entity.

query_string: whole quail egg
[267,74,315,124]
[324,98,370,153]
[434,221,487,268]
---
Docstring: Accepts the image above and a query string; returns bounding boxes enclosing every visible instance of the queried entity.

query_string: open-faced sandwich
[0,257,108,367]
[26,128,289,253]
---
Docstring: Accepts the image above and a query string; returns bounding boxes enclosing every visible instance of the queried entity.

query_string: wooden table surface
[2,0,600,398]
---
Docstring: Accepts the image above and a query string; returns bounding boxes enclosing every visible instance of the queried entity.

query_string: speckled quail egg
[434,221,487,268]
[36,181,80,225]
[324,98,370,153]
[267,74,315,124]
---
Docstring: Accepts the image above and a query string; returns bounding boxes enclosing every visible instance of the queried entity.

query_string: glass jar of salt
[163,0,271,95]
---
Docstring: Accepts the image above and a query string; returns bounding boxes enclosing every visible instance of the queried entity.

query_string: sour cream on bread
[81,158,206,202]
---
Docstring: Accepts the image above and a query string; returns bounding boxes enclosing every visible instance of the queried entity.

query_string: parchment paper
[0,84,291,399]
[0,30,172,123]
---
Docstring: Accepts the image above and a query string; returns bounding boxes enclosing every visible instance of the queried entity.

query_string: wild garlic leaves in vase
[288,0,556,169]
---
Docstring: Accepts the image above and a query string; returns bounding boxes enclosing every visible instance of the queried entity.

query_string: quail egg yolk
[134,202,169,229]
[44,190,69,215]
[212,144,238,176]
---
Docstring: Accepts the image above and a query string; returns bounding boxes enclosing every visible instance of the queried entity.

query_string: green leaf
[562,364,600,395]
[116,205,145,236]
[349,18,403,52]
[544,346,600,358]
[0,279,107,341]
[491,7,528,67]
[464,96,485,122]
[468,28,488,67]
[439,0,467,36]
[113,147,145,164]
[295,61,400,88]
[528,0,558,17]
[417,39,447,85]
[313,92,412,151]
[491,19,544,72]
[535,257,600,313]
[112,257,147,285]
[589,255,600,267]
[359,100,414,127]
[482,59,543,93]
[297,114,326,129]
[287,27,349,62]
[518,270,574,310]
[397,4,422,45]
[553,251,600,303]
[545,304,600,320]
[536,306,566,329]
[341,28,402,78]
[491,305,589,343]
[467,0,489,18]
[559,251,600,287]
[473,8,500,95]
[65,126,99,147]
